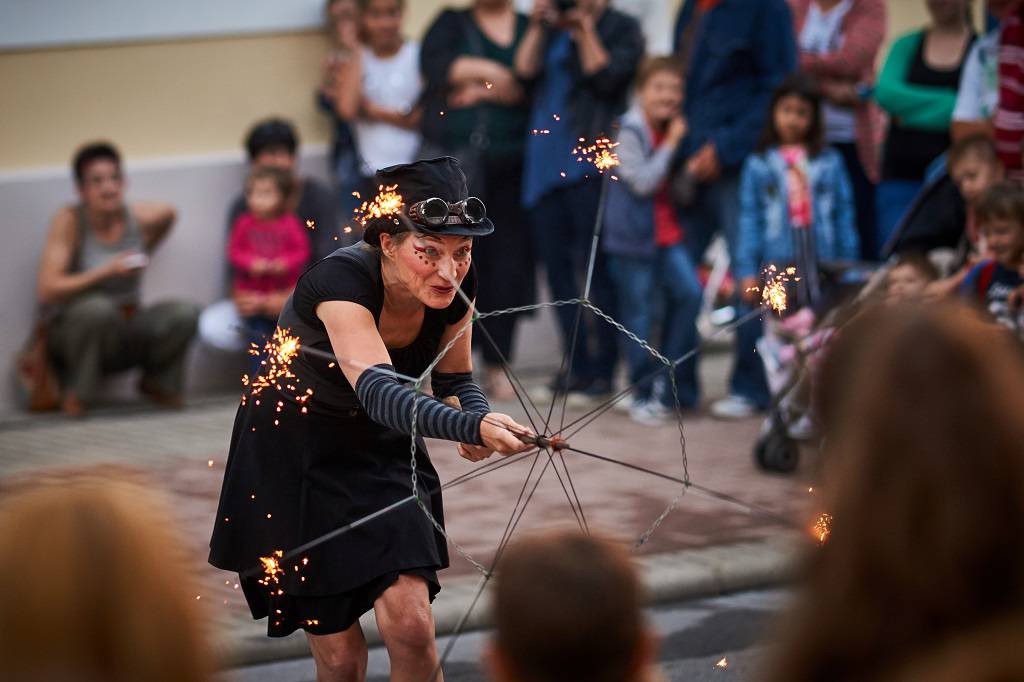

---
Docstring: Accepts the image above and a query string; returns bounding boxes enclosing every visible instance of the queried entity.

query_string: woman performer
[209,157,532,681]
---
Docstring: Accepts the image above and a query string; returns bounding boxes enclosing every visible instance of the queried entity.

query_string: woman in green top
[874,0,974,249]
[420,0,535,400]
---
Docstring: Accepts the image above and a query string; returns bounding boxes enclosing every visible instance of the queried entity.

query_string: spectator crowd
[17,0,1024,435]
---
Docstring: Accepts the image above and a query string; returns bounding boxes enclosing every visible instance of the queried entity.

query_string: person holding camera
[34,142,200,417]
[515,0,644,401]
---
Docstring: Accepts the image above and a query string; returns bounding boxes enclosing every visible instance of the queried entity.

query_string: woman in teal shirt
[874,0,974,250]
[420,0,535,399]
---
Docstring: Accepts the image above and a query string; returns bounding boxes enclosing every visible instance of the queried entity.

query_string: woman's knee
[160,301,201,336]
[308,630,367,680]
[316,652,366,681]
[376,577,436,652]
[383,606,436,652]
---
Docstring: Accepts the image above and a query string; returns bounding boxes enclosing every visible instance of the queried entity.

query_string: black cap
[362,157,495,246]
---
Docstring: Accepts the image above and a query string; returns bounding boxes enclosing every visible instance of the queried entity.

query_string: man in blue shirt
[516,0,644,398]
[672,0,796,418]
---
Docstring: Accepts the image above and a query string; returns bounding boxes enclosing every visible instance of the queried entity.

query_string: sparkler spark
[745,265,800,314]
[716,657,728,669]
[353,184,404,228]
[812,513,832,545]
[258,550,284,587]
[306,219,315,229]
[572,136,620,173]
[243,327,303,397]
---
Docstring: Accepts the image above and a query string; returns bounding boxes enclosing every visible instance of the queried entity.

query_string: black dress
[209,245,477,637]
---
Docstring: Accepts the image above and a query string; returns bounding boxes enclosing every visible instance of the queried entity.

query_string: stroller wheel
[754,428,800,473]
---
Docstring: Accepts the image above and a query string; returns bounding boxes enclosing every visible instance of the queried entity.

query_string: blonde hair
[0,479,213,682]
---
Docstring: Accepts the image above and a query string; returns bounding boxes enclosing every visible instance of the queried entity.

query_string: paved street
[225,589,792,682]
[0,348,819,666]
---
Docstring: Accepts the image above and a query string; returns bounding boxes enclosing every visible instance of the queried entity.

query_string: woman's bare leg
[374,575,442,681]
[306,621,369,682]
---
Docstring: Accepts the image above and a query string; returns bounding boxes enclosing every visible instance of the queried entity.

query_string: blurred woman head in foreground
[0,479,212,682]
[770,303,1024,681]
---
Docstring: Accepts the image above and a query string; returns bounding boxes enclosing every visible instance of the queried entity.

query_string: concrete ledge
[215,534,802,668]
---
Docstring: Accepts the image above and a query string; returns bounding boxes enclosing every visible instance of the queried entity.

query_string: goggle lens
[462,197,486,224]
[420,197,449,224]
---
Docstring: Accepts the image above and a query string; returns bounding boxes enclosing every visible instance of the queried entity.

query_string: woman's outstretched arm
[317,300,530,454]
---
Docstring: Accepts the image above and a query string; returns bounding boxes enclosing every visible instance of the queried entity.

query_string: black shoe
[532,373,591,405]
[547,373,591,394]
[581,378,613,399]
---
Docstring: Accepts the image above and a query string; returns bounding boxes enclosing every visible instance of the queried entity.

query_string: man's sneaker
[629,399,673,426]
[710,395,759,420]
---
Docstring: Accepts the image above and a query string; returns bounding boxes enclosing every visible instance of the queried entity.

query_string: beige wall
[0,1,949,172]
[0,1,466,172]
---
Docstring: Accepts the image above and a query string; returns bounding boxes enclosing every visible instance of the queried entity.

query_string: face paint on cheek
[412,245,440,270]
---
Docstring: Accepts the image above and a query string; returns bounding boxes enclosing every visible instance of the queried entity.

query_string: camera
[554,0,577,12]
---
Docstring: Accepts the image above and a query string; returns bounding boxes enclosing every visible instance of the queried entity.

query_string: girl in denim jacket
[735,74,859,310]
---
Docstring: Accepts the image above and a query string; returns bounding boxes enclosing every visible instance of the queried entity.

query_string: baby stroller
[754,161,967,473]
[881,157,966,259]
[753,260,880,473]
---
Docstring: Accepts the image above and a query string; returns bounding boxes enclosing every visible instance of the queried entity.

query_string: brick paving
[0,351,818,661]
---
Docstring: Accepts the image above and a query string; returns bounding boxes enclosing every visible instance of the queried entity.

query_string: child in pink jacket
[228,167,311,354]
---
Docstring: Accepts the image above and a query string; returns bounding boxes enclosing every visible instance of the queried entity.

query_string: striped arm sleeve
[431,371,491,415]
[354,364,484,445]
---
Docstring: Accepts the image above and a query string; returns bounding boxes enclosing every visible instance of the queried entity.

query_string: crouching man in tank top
[36,142,200,417]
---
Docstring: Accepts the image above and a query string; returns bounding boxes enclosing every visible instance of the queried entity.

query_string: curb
[217,533,801,668]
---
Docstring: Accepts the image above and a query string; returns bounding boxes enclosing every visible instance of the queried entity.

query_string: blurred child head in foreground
[486,529,658,682]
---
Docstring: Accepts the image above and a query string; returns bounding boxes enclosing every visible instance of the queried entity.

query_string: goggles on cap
[408,197,487,226]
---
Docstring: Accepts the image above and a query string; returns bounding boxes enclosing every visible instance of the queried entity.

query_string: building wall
[0,2,449,172]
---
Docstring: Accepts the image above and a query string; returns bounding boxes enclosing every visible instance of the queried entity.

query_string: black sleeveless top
[883,30,975,181]
[277,245,477,413]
